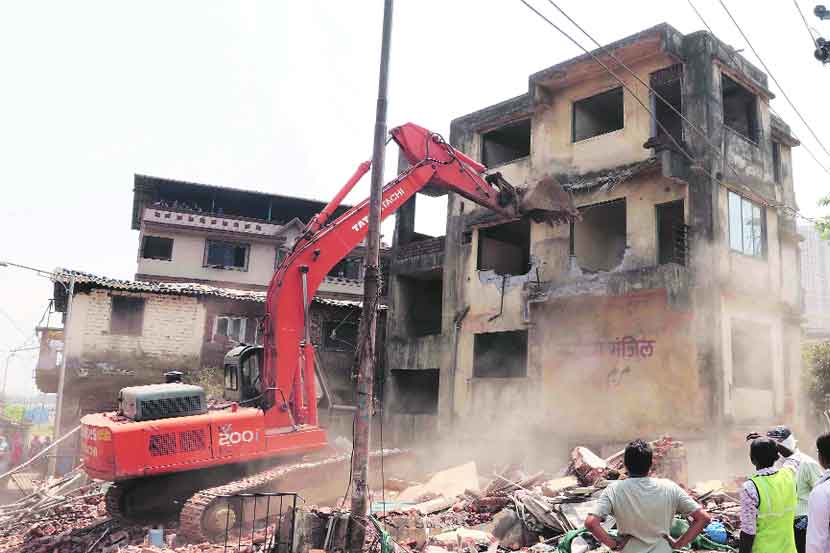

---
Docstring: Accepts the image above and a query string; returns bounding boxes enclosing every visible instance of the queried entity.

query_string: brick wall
[73,289,205,359]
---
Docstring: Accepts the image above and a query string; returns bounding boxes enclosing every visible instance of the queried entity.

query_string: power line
[718,0,830,162]
[542,0,803,197]
[516,0,697,168]
[686,0,717,36]
[793,0,818,47]
[685,0,830,217]
[519,0,814,226]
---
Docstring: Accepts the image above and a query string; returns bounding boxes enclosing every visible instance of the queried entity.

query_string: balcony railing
[143,207,284,237]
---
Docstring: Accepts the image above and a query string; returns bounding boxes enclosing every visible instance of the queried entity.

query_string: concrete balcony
[528,262,691,307]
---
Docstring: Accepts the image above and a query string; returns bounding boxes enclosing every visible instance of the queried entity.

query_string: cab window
[224,364,238,390]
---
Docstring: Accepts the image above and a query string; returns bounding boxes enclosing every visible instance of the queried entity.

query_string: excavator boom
[81,122,576,541]
[261,123,536,431]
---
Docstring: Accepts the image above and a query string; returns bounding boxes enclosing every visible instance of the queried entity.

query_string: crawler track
[179,449,408,542]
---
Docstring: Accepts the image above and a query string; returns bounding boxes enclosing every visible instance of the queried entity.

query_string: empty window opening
[651,65,683,145]
[722,74,759,142]
[399,276,443,336]
[389,369,439,414]
[205,240,249,270]
[728,191,765,257]
[323,320,358,351]
[215,315,247,343]
[574,199,627,272]
[573,87,624,142]
[328,257,362,280]
[141,236,173,261]
[656,200,686,266]
[477,219,531,275]
[481,119,531,167]
[731,319,772,389]
[772,142,782,184]
[473,330,528,378]
[110,296,145,336]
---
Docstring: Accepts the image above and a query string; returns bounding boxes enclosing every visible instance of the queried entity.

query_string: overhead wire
[543,0,801,193]
[684,0,830,220]
[717,0,830,162]
[793,0,818,48]
[515,0,698,168]
[518,0,814,224]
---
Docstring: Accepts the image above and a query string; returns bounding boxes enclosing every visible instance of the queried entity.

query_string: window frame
[140,235,174,261]
[727,190,766,258]
[213,315,248,343]
[480,118,532,168]
[224,364,239,391]
[730,318,773,390]
[473,330,529,378]
[572,87,625,143]
[109,295,145,336]
[721,73,760,144]
[203,239,250,271]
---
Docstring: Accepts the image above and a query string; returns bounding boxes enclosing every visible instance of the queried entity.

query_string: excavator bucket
[519,175,580,225]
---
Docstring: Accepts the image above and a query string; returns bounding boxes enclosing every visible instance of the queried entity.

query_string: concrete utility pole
[350,0,393,550]
[50,273,74,476]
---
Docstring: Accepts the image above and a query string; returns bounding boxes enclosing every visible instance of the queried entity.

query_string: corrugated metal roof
[55,269,379,309]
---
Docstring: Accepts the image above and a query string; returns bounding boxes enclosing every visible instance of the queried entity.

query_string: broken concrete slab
[477,509,530,550]
[397,462,479,503]
[570,447,607,486]
[431,528,497,549]
[541,476,578,497]
[411,496,457,515]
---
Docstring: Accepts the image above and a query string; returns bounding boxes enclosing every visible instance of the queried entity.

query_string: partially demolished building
[385,24,802,459]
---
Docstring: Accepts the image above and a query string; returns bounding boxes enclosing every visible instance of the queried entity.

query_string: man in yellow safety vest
[739,437,798,553]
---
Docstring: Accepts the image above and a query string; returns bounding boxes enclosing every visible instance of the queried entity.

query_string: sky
[1,0,829,396]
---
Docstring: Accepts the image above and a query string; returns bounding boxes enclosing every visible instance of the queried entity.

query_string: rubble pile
[0,468,109,552]
[355,436,742,553]
[5,437,745,553]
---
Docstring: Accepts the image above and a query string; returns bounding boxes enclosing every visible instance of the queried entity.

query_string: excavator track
[179,449,406,543]
[104,483,128,520]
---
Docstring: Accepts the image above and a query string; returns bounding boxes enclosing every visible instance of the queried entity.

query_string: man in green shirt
[585,439,710,552]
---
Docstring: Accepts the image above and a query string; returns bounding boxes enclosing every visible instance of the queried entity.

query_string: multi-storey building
[800,222,830,339]
[385,24,803,468]
[132,174,370,297]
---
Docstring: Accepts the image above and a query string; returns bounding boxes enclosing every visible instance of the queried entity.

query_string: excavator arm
[261,123,573,430]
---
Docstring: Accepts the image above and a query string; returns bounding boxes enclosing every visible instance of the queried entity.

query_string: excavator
[79,122,576,540]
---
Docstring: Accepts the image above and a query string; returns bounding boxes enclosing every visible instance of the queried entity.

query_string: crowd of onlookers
[0,433,52,474]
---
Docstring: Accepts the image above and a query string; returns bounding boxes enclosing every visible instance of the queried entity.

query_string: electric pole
[350,0,393,550]
[50,272,74,476]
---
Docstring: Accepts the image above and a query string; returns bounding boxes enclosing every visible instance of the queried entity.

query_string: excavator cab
[223,344,265,406]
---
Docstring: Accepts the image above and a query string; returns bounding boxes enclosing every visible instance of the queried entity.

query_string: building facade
[800,222,830,339]
[385,24,803,461]
[132,174,375,298]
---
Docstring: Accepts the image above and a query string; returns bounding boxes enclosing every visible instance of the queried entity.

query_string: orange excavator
[79,123,576,540]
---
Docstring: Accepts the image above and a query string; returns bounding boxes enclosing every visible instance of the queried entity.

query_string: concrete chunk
[570,447,607,486]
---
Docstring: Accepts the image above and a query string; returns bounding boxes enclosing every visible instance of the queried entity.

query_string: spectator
[10,433,23,468]
[28,435,41,461]
[765,426,824,553]
[807,432,830,553]
[585,439,710,552]
[740,437,798,553]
